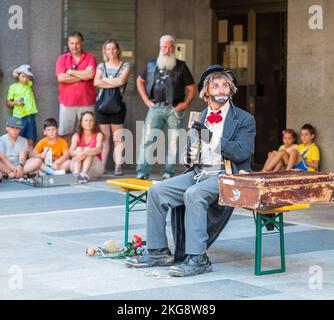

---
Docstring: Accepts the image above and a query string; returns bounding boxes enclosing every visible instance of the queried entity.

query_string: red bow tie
[207,111,223,124]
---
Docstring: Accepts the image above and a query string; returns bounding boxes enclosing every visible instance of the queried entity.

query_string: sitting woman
[69,111,104,183]
[262,129,297,172]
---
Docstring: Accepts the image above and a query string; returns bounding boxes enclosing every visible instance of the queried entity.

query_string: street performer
[126,65,256,277]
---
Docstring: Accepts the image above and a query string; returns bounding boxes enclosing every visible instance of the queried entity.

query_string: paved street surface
[1,171,334,300]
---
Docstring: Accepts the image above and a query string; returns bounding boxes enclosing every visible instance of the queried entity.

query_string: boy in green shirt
[6,64,38,153]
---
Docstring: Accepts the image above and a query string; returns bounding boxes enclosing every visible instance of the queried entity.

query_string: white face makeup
[208,78,231,108]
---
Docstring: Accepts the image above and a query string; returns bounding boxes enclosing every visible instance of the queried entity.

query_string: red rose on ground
[133,235,142,248]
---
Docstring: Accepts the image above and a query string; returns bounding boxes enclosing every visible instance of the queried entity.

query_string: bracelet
[18,163,24,167]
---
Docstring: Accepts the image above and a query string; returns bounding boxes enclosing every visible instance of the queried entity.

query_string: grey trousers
[146,167,221,255]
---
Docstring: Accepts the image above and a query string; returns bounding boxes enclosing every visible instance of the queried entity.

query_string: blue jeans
[136,104,185,176]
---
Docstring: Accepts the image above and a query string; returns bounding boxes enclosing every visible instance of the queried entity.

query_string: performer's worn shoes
[125,248,175,268]
[168,254,212,277]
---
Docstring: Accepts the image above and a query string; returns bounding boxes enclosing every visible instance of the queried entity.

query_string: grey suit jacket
[171,101,256,261]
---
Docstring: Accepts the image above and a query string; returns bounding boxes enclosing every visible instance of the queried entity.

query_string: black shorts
[95,102,127,125]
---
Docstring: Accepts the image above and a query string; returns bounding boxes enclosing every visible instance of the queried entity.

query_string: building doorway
[212,1,287,168]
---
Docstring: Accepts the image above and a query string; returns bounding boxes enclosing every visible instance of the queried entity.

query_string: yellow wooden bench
[107,178,311,275]
[107,178,154,246]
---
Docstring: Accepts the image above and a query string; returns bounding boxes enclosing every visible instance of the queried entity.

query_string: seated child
[263,129,297,172]
[6,65,38,153]
[69,111,104,184]
[0,117,39,178]
[263,124,320,173]
[27,118,71,175]
[286,124,320,172]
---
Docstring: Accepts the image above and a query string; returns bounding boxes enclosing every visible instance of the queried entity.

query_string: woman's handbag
[96,62,126,115]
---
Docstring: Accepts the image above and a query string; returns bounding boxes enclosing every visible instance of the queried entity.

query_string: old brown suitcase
[219,170,334,211]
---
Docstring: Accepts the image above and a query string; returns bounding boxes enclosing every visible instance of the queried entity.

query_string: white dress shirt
[201,101,230,166]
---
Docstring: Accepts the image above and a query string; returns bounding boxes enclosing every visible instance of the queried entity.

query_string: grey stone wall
[0,0,63,135]
[287,0,333,171]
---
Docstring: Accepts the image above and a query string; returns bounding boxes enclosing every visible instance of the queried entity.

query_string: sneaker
[26,172,38,179]
[136,173,150,180]
[114,164,123,176]
[125,248,175,268]
[77,173,89,184]
[54,169,66,176]
[168,254,212,277]
[161,172,173,180]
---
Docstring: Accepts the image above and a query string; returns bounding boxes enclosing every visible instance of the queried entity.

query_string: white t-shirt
[0,134,28,166]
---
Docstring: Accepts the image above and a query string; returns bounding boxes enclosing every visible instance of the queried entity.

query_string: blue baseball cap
[6,117,23,128]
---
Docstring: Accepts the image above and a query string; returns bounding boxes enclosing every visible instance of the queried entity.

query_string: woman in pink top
[69,111,104,183]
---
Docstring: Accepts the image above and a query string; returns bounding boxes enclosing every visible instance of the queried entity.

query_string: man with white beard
[136,35,196,180]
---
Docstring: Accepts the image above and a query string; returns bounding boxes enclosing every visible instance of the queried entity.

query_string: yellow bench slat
[258,203,310,214]
[107,178,154,192]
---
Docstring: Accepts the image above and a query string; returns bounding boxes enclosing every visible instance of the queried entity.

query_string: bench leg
[123,191,149,247]
[254,212,286,276]
[279,213,286,273]
[124,190,130,246]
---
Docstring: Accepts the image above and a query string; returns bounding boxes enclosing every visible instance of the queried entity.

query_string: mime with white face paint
[127,65,256,277]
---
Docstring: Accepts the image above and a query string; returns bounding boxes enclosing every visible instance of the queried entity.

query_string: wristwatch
[18,163,24,168]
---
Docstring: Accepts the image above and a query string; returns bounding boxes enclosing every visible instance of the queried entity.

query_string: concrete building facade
[0,0,333,171]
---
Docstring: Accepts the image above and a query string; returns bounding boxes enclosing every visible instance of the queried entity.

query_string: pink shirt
[77,132,102,160]
[55,52,97,106]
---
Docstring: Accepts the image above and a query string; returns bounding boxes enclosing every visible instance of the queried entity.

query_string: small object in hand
[20,98,25,106]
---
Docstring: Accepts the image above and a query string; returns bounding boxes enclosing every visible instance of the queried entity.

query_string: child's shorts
[293,159,308,171]
[20,114,37,141]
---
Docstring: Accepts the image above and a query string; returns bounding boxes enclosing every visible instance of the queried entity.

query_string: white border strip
[0,204,146,219]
